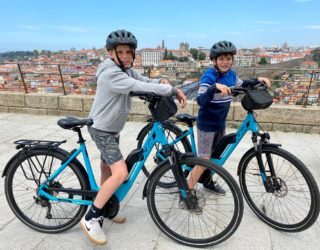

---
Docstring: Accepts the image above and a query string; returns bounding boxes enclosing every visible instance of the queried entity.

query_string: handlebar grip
[129,91,150,97]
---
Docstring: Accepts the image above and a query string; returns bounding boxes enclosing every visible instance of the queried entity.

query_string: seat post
[74,127,85,143]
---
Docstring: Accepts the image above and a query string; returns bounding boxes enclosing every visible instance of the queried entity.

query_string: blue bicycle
[137,84,320,232]
[3,92,243,248]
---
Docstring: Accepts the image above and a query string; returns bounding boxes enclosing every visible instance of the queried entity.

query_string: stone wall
[0,92,319,133]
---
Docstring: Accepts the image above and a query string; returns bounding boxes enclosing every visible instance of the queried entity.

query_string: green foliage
[198,52,206,60]
[168,52,177,60]
[0,51,38,61]
[311,47,320,62]
[190,48,198,60]
[178,57,188,62]
[258,57,267,65]
[89,58,102,65]
[163,49,169,60]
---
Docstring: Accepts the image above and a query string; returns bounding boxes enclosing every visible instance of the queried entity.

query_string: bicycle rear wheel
[5,148,90,233]
[239,146,320,232]
[147,157,243,247]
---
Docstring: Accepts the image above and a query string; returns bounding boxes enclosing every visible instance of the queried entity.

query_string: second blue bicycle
[137,84,320,232]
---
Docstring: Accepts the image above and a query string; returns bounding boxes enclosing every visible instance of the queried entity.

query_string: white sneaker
[80,216,107,245]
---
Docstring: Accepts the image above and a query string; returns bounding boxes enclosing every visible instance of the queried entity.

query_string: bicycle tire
[147,156,243,247]
[5,147,90,233]
[137,122,192,180]
[239,146,320,232]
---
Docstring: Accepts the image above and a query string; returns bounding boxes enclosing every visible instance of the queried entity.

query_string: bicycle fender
[2,151,24,177]
[136,123,153,141]
[2,146,89,185]
[142,159,170,199]
[237,143,281,176]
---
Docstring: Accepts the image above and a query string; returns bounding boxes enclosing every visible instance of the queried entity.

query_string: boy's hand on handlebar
[257,77,271,88]
[176,89,187,108]
[215,83,231,96]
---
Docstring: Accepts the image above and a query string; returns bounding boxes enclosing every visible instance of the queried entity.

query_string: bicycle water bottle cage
[211,133,236,159]
[14,139,66,150]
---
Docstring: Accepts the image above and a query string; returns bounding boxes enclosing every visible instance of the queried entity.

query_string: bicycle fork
[252,133,278,193]
[168,154,196,210]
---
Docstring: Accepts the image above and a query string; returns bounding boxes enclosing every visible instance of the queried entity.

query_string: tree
[178,56,188,62]
[190,48,199,60]
[258,57,267,65]
[163,48,168,60]
[198,52,206,60]
[33,50,39,57]
[169,52,177,60]
[311,47,320,62]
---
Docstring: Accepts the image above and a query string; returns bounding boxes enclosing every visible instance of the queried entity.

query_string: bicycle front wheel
[239,146,320,232]
[147,157,243,247]
[5,148,90,233]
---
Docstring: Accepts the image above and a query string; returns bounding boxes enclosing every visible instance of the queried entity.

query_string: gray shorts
[197,129,226,157]
[88,126,123,165]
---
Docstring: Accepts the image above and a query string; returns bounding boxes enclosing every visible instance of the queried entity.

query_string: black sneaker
[203,180,226,196]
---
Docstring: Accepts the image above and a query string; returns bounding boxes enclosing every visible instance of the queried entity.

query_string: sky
[0,0,319,52]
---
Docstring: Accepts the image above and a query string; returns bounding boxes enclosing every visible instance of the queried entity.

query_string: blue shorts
[88,126,123,165]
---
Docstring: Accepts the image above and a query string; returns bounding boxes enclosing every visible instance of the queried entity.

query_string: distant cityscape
[0,41,319,105]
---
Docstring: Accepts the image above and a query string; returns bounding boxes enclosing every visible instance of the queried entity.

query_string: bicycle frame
[38,122,171,205]
[164,112,259,166]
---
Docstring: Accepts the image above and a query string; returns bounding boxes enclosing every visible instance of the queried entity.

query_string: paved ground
[0,113,320,250]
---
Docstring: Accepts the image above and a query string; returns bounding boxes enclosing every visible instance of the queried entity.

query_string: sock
[85,204,103,221]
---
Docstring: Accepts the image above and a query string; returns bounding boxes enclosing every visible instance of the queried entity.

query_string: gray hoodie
[89,59,175,133]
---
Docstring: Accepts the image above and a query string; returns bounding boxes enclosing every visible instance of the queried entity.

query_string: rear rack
[14,139,67,149]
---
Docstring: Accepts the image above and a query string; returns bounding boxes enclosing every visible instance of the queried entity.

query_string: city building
[141,48,164,66]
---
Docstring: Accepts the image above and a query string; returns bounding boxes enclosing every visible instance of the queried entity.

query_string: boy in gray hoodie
[80,29,186,245]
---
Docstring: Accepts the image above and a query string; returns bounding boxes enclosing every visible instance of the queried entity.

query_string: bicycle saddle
[57,117,93,129]
[176,113,197,126]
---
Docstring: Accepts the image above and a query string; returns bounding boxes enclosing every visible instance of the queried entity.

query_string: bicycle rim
[5,148,89,233]
[147,157,243,247]
[240,147,320,232]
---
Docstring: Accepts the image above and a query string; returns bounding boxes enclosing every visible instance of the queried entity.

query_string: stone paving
[0,113,319,250]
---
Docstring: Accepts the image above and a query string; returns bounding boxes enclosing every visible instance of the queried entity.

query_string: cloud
[304,25,320,29]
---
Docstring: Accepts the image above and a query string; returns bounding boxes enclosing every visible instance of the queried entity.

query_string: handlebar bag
[241,89,273,111]
[153,96,178,121]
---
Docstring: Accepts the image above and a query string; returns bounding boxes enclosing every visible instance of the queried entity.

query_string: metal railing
[0,62,319,105]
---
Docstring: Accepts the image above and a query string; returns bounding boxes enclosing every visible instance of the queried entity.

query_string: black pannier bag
[153,96,178,121]
[241,89,273,111]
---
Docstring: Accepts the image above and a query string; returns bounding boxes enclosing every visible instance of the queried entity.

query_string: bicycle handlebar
[214,81,268,96]
[129,91,160,102]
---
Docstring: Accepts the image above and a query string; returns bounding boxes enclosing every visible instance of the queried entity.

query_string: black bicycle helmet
[106,29,138,50]
[210,41,237,59]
